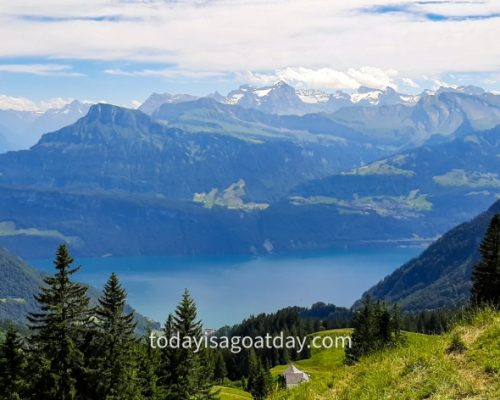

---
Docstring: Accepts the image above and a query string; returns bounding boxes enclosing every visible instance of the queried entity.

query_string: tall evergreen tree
[161,290,215,400]
[246,351,272,400]
[0,327,27,400]
[28,244,90,400]
[345,297,376,364]
[158,312,175,397]
[172,289,205,399]
[93,272,139,400]
[191,348,217,400]
[137,334,162,400]
[471,214,500,307]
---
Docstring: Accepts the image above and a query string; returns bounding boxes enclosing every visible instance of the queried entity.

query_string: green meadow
[217,309,500,400]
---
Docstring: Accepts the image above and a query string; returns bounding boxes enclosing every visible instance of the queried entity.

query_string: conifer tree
[158,313,175,397]
[0,327,27,400]
[345,297,376,364]
[247,352,272,400]
[471,214,500,307]
[93,272,139,399]
[137,334,162,400]
[165,289,214,400]
[345,297,401,364]
[28,244,90,400]
[191,349,217,400]
[391,304,402,341]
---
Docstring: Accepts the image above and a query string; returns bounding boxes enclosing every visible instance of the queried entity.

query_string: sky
[0,0,499,111]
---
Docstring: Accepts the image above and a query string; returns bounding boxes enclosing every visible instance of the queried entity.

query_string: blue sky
[0,0,499,110]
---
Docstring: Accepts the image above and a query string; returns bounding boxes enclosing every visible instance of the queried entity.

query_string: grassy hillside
[260,309,500,400]
[214,386,252,400]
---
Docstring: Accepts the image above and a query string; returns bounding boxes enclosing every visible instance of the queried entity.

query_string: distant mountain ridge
[141,81,422,116]
[331,88,500,147]
[0,100,92,152]
[141,83,500,150]
[0,103,383,203]
[140,82,499,119]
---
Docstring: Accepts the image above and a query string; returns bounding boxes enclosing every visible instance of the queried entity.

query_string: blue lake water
[31,247,421,328]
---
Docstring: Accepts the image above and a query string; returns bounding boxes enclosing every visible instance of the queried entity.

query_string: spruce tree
[345,297,376,364]
[28,244,90,400]
[137,333,161,400]
[191,348,217,400]
[93,272,139,400]
[471,214,500,307]
[165,289,214,400]
[0,327,27,400]
[247,352,272,400]
[158,313,175,397]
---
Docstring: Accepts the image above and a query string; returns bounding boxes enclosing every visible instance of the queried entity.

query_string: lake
[31,247,422,328]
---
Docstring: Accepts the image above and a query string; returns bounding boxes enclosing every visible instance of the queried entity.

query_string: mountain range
[0,103,383,203]
[2,82,499,153]
[141,81,421,117]
[0,84,498,258]
[0,100,91,151]
[142,82,500,150]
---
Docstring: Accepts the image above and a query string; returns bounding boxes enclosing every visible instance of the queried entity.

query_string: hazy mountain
[331,89,500,147]
[284,125,500,253]
[139,92,199,115]
[359,199,500,311]
[141,82,421,116]
[0,100,92,151]
[218,83,420,115]
[0,109,39,151]
[0,130,12,153]
[138,84,500,143]
[151,97,376,146]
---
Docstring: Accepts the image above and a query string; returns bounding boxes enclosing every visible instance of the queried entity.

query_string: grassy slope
[215,386,252,400]
[263,309,499,400]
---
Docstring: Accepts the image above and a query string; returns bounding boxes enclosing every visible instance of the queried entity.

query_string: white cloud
[422,76,459,90]
[401,77,419,89]
[0,0,498,82]
[130,100,142,109]
[0,64,83,76]
[240,67,409,91]
[104,68,223,79]
[0,94,74,111]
